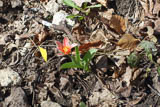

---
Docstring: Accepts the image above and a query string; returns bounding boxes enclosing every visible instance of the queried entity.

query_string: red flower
[55,37,77,55]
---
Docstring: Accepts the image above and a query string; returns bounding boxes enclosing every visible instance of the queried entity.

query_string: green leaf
[147,53,153,62]
[66,14,78,19]
[63,0,81,10]
[139,41,157,54]
[71,55,77,64]
[79,102,86,107]
[66,14,84,20]
[83,48,97,63]
[60,62,83,69]
[78,17,84,20]
[127,52,140,68]
[75,46,81,64]
[86,4,102,9]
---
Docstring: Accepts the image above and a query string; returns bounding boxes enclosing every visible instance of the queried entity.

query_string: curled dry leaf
[72,23,90,44]
[97,0,107,7]
[139,0,149,14]
[146,26,157,43]
[90,29,110,43]
[99,9,114,21]
[109,15,126,34]
[128,94,145,106]
[153,0,160,15]
[155,19,160,33]
[101,14,126,34]
[122,66,132,87]
[78,41,104,54]
[116,34,140,50]
[33,30,49,45]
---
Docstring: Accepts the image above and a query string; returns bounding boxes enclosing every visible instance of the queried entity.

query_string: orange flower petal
[55,41,63,51]
[63,37,70,47]
[63,46,71,54]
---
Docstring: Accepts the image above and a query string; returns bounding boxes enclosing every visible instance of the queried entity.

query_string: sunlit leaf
[147,53,153,62]
[79,102,86,107]
[117,34,140,50]
[66,14,84,20]
[60,62,83,69]
[83,48,97,64]
[63,0,81,10]
[139,40,157,53]
[39,46,47,62]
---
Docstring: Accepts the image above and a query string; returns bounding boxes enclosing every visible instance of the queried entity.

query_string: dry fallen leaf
[99,9,114,20]
[132,69,142,81]
[122,66,132,87]
[109,15,127,34]
[97,0,107,7]
[155,19,160,33]
[115,67,132,97]
[89,88,117,106]
[33,30,49,45]
[78,41,104,54]
[153,0,160,15]
[146,26,157,43]
[128,94,144,106]
[72,23,90,44]
[139,0,149,14]
[39,46,47,62]
[116,34,140,50]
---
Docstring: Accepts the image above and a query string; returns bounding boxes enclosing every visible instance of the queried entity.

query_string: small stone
[0,1,3,7]
[157,58,160,64]
[52,10,75,26]
[4,87,30,107]
[44,0,59,14]
[0,68,21,87]
[11,0,22,8]
[57,0,63,4]
[41,101,61,107]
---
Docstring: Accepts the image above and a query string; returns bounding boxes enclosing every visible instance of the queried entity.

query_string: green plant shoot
[60,46,97,72]
[63,0,101,20]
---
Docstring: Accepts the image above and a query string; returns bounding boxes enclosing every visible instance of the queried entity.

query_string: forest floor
[0,0,160,107]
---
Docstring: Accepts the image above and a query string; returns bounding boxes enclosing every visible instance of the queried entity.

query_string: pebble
[52,10,75,26]
[41,101,61,107]
[0,1,3,7]
[0,67,21,87]
[11,0,22,8]
[44,0,59,14]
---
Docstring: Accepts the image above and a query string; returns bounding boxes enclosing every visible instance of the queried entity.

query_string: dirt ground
[1,0,160,107]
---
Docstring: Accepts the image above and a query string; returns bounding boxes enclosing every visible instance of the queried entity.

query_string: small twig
[147,84,160,97]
